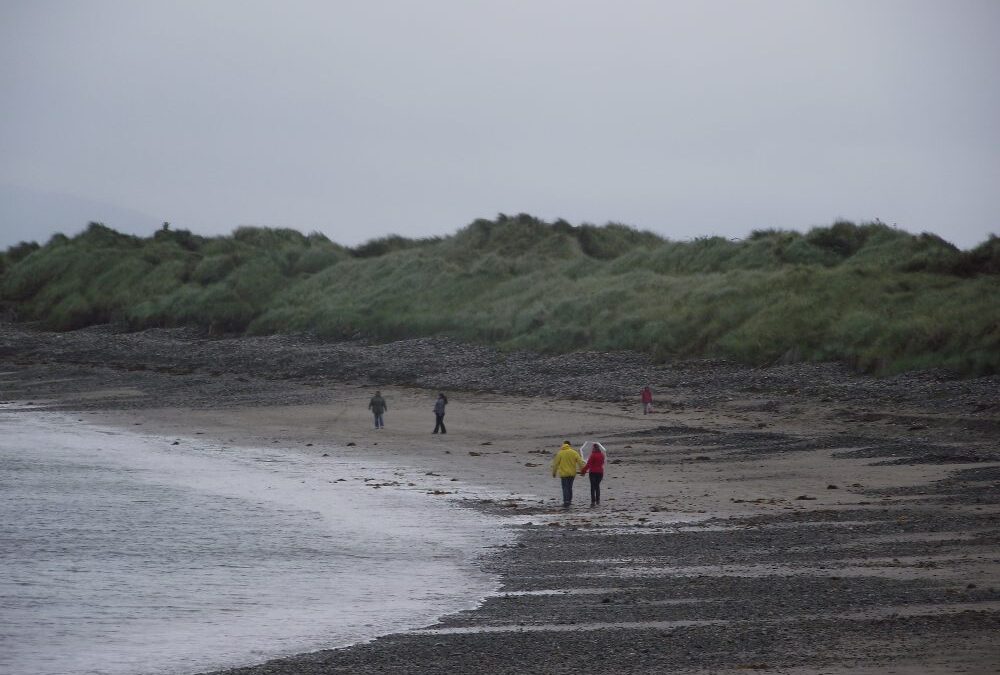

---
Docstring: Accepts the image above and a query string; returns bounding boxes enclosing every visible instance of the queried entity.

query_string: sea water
[0,408,508,675]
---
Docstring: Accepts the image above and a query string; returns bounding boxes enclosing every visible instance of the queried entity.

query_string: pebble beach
[2,323,998,674]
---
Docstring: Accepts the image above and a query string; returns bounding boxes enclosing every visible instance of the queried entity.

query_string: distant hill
[0,183,162,248]
[1,215,998,375]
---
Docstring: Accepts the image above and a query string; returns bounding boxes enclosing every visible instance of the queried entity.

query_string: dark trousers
[433,413,446,434]
[589,472,604,504]
[560,476,575,505]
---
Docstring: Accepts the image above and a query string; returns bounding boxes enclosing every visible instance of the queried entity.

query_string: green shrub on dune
[1,216,997,375]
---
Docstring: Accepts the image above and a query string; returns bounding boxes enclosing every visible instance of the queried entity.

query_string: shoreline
[2,323,999,673]
[0,409,514,675]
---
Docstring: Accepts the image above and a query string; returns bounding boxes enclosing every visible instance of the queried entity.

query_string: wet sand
[2,324,998,673]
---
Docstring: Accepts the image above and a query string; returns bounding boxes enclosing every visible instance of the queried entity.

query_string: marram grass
[2,217,998,375]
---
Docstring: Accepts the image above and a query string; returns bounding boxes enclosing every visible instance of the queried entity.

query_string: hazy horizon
[2,1,998,251]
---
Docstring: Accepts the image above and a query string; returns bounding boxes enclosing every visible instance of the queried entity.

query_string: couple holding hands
[551,441,606,508]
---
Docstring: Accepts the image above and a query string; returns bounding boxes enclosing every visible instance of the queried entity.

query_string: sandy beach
[2,324,998,674]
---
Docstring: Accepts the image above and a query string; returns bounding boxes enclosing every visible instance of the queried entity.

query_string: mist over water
[0,410,507,675]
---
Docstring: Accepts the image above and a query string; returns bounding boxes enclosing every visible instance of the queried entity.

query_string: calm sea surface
[0,408,507,675]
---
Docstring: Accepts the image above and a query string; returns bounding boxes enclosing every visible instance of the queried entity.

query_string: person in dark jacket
[368,391,387,429]
[580,442,606,506]
[432,393,448,434]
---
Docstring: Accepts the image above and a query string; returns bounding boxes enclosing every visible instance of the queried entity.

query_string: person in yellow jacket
[551,440,585,507]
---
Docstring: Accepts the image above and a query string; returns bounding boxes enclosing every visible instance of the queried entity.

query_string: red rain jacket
[582,451,605,476]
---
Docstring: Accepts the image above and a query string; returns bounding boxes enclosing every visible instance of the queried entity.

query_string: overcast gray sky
[2,0,998,249]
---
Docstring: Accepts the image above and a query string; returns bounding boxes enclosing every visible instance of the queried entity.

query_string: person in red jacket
[641,385,653,414]
[580,442,606,507]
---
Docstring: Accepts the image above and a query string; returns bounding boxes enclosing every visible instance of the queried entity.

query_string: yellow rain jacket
[551,443,585,478]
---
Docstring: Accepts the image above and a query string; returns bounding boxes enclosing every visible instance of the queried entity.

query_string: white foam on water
[0,410,510,675]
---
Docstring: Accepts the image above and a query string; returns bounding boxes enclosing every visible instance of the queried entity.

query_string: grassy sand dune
[2,215,998,374]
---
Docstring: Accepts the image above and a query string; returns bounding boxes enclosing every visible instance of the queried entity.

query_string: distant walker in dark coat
[433,393,448,434]
[368,391,387,430]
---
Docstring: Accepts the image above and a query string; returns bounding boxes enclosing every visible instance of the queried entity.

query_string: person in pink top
[580,442,606,507]
[641,385,653,414]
